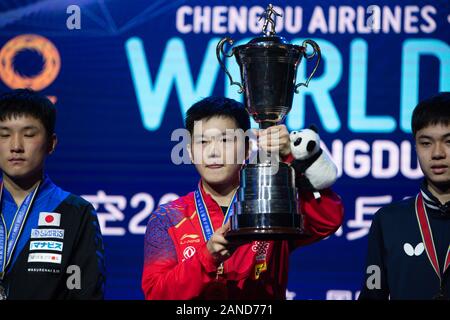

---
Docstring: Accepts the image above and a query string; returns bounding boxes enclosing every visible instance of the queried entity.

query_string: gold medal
[0,284,7,300]
[204,262,228,299]
[216,263,224,278]
[433,289,447,300]
[433,293,446,300]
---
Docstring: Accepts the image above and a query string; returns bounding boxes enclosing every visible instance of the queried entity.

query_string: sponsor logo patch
[183,246,196,260]
[180,233,201,245]
[181,234,199,241]
[27,267,61,274]
[28,253,62,264]
[31,228,64,240]
[403,242,425,256]
[30,241,63,252]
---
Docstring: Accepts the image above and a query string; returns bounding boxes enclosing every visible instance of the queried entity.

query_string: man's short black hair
[185,97,250,134]
[0,88,56,137]
[412,92,450,137]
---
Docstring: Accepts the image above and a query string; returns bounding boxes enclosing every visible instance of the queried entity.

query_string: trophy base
[226,213,309,241]
[226,227,308,241]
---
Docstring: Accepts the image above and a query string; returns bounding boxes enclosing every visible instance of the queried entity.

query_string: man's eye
[420,141,431,146]
[0,134,10,138]
[24,134,36,137]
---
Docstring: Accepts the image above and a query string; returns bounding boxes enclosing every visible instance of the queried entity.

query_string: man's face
[190,116,248,187]
[415,123,450,189]
[0,115,55,182]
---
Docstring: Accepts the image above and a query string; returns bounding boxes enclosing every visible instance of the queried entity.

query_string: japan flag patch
[38,212,61,227]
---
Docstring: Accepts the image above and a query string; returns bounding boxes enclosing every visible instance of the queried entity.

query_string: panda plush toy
[289,125,338,198]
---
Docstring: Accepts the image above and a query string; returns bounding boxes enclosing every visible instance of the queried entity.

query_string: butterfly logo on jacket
[403,242,425,256]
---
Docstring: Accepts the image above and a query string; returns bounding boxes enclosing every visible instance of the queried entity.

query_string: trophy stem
[259,121,273,130]
[256,121,279,164]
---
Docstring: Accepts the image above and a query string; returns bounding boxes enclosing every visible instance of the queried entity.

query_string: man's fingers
[259,137,283,146]
[212,234,229,246]
[258,135,289,146]
[211,243,227,253]
[212,251,231,262]
[210,245,232,261]
[222,221,231,232]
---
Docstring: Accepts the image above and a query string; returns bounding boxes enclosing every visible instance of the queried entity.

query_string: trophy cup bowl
[216,6,321,240]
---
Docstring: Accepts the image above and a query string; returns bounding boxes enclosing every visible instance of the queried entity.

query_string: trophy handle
[216,37,244,93]
[294,39,321,93]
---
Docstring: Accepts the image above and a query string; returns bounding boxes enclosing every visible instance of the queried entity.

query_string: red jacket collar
[197,180,238,214]
[198,180,222,215]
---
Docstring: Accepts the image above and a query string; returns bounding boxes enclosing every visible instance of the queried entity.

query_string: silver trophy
[216,4,321,239]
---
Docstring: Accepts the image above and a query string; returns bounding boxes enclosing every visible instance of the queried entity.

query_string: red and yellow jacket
[142,182,343,300]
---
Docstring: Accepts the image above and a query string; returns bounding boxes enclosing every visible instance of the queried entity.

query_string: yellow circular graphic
[0,34,61,90]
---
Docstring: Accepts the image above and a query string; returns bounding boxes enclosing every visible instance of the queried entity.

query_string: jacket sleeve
[294,188,344,248]
[66,204,106,300]
[282,152,344,248]
[142,206,221,300]
[358,209,390,300]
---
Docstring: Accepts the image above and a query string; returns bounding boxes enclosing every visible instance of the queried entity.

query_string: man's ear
[245,139,251,161]
[48,134,57,155]
[187,143,194,164]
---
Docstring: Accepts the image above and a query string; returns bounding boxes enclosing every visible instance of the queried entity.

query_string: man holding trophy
[142,5,344,300]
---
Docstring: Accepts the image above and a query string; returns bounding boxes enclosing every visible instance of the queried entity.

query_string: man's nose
[10,134,24,153]
[431,142,446,159]
[207,140,221,158]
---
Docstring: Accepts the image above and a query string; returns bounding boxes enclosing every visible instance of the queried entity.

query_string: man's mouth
[8,158,26,164]
[430,165,448,174]
[206,164,224,169]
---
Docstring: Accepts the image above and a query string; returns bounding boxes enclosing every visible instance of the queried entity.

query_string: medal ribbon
[0,182,40,279]
[415,193,450,281]
[194,182,237,242]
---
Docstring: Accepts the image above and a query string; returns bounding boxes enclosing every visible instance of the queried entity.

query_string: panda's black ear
[307,140,316,152]
[309,124,318,133]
